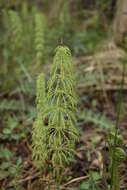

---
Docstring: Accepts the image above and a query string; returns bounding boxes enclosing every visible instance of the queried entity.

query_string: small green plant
[0,145,23,190]
[11,158,23,190]
[32,46,78,189]
[8,10,23,53]
[108,131,126,190]
[0,146,14,179]
[32,73,47,169]
[78,109,113,130]
[81,171,100,190]
[2,9,23,54]
[109,60,126,190]
[34,12,46,66]
[1,7,46,91]
[2,114,23,141]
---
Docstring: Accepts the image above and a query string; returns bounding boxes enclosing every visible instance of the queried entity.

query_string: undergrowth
[1,5,46,91]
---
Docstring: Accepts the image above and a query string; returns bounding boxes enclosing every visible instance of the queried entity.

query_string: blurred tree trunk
[114,0,127,46]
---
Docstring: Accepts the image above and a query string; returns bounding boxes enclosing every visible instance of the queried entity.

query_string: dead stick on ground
[8,172,40,187]
[18,173,54,184]
[62,175,89,187]
[18,172,40,183]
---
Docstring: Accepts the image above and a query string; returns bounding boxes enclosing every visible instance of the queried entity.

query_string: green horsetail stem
[110,59,126,190]
[32,46,78,189]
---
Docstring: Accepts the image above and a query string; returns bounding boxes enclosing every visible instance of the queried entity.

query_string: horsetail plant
[32,46,79,189]
[108,131,126,190]
[32,73,47,169]
[8,10,23,53]
[34,13,46,66]
[2,7,46,90]
[3,10,23,55]
[109,59,126,190]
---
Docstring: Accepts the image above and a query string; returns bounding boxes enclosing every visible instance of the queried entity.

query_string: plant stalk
[110,59,126,190]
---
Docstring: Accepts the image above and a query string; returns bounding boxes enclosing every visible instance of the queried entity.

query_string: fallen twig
[19,172,40,183]
[8,172,40,187]
[62,175,89,187]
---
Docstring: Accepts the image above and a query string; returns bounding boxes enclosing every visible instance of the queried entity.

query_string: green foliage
[108,132,123,147]
[58,1,72,45]
[0,97,36,123]
[108,131,126,190]
[21,1,29,20]
[2,115,23,141]
[1,6,46,91]
[35,13,46,65]
[46,46,78,168]
[32,46,79,188]
[0,146,22,186]
[73,29,104,55]
[78,109,113,130]
[109,59,126,190]
[81,171,100,190]
[73,13,106,56]
[32,73,47,169]
[0,99,23,112]
[97,0,112,9]
[11,157,23,190]
[8,10,23,52]
[0,146,14,162]
[45,1,72,56]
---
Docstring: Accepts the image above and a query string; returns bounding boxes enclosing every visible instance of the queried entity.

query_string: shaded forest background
[0,0,127,190]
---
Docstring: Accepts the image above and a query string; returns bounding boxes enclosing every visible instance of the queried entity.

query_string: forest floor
[1,44,127,190]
